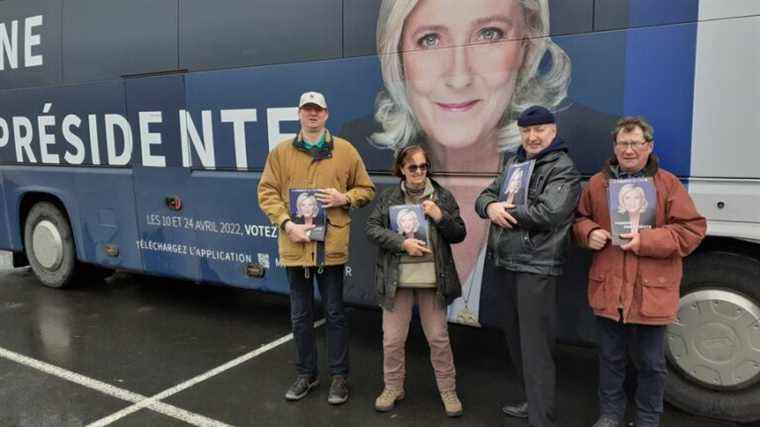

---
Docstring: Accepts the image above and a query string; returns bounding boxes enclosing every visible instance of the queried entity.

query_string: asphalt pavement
[0,264,741,427]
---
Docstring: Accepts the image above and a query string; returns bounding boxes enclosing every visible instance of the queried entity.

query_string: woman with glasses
[365,144,467,417]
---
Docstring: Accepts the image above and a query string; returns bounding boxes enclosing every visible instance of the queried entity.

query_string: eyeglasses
[615,140,650,150]
[406,163,429,174]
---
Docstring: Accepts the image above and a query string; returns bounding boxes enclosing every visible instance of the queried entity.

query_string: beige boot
[374,387,405,412]
[440,390,463,417]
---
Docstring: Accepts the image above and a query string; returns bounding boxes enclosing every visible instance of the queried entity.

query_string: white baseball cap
[298,91,327,109]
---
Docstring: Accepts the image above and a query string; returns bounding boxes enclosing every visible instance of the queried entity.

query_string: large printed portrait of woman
[341,0,616,326]
[371,0,569,171]
[354,0,567,326]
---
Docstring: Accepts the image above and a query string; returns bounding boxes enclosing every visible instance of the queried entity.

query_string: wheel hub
[31,220,64,270]
[694,322,739,363]
[667,289,760,389]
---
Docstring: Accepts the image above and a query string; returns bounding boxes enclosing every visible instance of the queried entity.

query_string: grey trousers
[501,270,557,427]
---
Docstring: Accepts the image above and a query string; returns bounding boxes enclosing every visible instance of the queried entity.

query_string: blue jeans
[596,316,667,427]
[287,266,348,378]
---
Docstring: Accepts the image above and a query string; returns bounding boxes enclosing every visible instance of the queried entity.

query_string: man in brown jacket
[258,91,375,405]
[573,117,706,427]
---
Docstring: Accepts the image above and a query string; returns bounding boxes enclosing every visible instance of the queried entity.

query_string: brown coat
[573,157,706,325]
[257,130,375,267]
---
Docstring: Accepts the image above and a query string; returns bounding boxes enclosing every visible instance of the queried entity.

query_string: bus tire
[664,252,760,423]
[23,202,78,289]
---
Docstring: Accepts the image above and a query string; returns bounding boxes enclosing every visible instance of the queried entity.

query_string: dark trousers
[597,316,667,427]
[501,270,557,427]
[287,265,349,378]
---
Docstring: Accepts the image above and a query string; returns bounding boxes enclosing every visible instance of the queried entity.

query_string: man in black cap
[475,105,581,427]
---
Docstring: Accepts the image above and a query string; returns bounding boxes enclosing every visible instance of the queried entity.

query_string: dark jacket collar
[604,154,659,179]
[516,136,568,162]
[293,129,334,160]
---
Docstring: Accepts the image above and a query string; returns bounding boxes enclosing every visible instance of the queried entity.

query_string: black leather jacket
[366,178,466,309]
[475,138,581,276]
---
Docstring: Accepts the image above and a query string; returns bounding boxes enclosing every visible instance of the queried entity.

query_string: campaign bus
[0,0,758,422]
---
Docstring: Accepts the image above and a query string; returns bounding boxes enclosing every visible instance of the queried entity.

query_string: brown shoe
[374,387,405,412]
[440,390,463,417]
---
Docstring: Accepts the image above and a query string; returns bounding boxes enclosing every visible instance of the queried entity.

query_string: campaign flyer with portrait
[289,189,326,241]
[389,204,430,246]
[499,160,535,206]
[608,178,656,246]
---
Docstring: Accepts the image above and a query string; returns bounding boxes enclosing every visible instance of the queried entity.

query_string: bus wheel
[23,202,78,288]
[665,252,760,423]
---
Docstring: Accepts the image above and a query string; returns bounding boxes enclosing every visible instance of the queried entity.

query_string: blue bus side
[0,0,733,346]
[1,167,142,270]
[0,23,704,345]
[0,171,11,251]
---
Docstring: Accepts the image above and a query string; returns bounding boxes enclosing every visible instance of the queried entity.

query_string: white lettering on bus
[62,114,85,165]
[0,106,304,167]
[179,109,215,169]
[24,15,43,68]
[88,114,101,165]
[0,15,44,71]
[139,111,166,167]
[104,114,133,166]
[220,108,257,169]
[37,103,59,164]
[243,224,278,238]
[0,20,18,70]
[12,116,36,163]
[266,107,298,152]
[0,117,8,148]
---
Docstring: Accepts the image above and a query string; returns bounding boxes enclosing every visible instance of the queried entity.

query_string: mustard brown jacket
[257,130,375,267]
[573,155,706,325]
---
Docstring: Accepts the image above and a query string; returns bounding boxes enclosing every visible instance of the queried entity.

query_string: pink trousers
[382,288,456,392]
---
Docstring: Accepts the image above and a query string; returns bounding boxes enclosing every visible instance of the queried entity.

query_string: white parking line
[89,319,325,426]
[90,318,325,426]
[0,347,147,402]
[1,319,325,426]
[0,347,227,426]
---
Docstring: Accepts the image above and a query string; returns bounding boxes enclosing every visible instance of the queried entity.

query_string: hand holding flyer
[289,189,326,241]
[389,204,430,250]
[316,188,349,208]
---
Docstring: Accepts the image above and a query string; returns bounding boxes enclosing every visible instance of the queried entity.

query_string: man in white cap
[258,91,375,405]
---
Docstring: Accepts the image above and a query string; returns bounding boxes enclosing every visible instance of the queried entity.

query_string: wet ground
[0,264,742,427]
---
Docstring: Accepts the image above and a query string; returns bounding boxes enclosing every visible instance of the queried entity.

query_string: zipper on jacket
[535,174,545,192]
[316,240,325,269]
[618,252,627,321]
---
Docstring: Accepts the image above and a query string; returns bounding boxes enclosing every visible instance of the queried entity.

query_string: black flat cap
[517,105,555,127]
